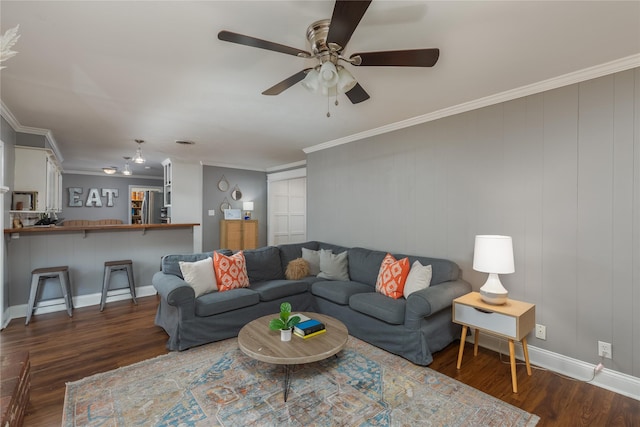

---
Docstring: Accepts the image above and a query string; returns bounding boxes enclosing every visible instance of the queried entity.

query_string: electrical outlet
[535,324,546,340]
[598,341,612,359]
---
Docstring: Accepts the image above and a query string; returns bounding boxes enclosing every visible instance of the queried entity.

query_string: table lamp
[473,235,514,305]
[243,201,254,220]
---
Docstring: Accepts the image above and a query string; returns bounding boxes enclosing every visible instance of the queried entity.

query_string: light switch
[208,209,215,216]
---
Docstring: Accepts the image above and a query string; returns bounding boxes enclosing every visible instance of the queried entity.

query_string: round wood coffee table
[238,312,348,401]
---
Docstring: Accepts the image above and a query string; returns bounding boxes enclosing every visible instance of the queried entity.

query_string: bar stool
[26,266,73,325]
[101,260,137,311]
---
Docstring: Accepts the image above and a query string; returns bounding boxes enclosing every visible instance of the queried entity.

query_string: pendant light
[132,139,146,164]
[122,157,132,176]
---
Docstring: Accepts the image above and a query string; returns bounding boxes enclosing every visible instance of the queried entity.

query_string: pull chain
[327,91,331,117]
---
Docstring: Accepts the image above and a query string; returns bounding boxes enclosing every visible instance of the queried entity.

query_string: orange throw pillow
[213,251,250,291]
[375,253,410,299]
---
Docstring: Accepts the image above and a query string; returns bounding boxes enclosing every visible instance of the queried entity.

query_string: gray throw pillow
[302,247,321,276]
[317,249,349,281]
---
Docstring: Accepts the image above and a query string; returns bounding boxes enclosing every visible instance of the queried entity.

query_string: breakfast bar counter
[4,222,199,235]
[4,223,199,320]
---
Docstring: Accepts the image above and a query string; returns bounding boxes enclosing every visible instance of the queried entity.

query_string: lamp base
[479,288,508,305]
[479,272,508,305]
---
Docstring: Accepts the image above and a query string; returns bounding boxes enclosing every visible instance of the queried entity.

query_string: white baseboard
[4,285,157,324]
[474,333,640,401]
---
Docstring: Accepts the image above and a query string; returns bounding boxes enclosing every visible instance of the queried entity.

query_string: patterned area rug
[63,336,539,426]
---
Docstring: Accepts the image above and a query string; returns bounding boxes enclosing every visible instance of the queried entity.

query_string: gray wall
[202,165,267,251]
[307,68,640,378]
[62,173,161,222]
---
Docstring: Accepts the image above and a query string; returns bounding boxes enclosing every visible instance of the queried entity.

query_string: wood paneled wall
[307,68,640,378]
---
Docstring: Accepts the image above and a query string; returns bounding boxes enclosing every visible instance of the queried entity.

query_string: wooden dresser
[220,220,258,250]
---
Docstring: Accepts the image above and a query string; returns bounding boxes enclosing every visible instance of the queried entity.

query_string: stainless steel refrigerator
[141,190,163,224]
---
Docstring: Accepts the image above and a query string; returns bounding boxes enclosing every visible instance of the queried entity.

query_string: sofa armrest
[152,271,196,319]
[404,279,472,328]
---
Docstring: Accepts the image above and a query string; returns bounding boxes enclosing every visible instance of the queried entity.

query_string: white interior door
[267,169,306,246]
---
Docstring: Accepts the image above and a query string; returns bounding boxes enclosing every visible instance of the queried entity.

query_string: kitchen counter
[4,223,199,235]
[3,223,199,316]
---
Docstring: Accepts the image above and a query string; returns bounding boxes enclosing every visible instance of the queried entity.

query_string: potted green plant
[269,302,301,342]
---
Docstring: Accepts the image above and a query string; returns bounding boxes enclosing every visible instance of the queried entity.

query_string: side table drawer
[454,303,516,339]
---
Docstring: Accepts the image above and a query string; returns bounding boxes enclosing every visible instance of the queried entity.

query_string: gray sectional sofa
[152,241,471,366]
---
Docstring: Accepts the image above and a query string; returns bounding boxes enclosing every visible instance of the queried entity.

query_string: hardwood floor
[1,296,638,426]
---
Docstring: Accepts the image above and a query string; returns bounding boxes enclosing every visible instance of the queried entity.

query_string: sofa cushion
[179,257,217,297]
[285,258,309,280]
[162,252,213,278]
[393,253,460,285]
[349,292,406,325]
[277,241,319,274]
[243,246,284,282]
[347,247,387,287]
[317,249,350,281]
[214,251,250,291]
[311,281,371,305]
[195,288,259,317]
[403,261,432,298]
[301,248,321,275]
[375,254,410,299]
[162,250,231,278]
[250,280,309,302]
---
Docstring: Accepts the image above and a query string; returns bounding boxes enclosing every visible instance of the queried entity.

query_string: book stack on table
[293,317,326,339]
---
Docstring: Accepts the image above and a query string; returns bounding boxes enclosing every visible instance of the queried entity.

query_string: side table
[453,291,535,393]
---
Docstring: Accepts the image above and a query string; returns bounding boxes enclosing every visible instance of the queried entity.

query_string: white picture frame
[223,208,242,220]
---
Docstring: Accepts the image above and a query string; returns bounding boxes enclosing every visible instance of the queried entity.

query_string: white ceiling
[1,1,639,177]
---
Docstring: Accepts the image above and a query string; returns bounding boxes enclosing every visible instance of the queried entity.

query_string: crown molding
[304,54,640,155]
[266,159,306,173]
[0,100,65,164]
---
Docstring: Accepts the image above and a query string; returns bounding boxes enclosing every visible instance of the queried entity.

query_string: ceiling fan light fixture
[318,61,339,88]
[301,68,320,93]
[337,66,357,93]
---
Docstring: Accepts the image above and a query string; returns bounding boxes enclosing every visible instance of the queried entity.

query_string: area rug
[63,336,539,426]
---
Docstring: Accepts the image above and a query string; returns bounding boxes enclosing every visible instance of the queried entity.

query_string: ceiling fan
[218,0,439,106]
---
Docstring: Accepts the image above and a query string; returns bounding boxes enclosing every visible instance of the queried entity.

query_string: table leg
[283,365,292,402]
[473,328,480,356]
[522,337,532,376]
[508,339,518,393]
[456,325,468,369]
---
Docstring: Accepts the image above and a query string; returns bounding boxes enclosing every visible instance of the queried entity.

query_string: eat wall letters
[68,188,119,207]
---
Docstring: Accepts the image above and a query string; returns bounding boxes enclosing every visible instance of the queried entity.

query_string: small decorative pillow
[403,260,432,298]
[179,257,217,297]
[317,249,350,281]
[213,251,250,292]
[301,247,321,276]
[285,258,310,280]
[375,253,410,299]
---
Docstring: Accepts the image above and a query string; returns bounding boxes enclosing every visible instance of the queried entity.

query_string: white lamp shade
[242,201,254,211]
[337,67,357,93]
[301,69,320,93]
[318,62,339,88]
[473,235,515,274]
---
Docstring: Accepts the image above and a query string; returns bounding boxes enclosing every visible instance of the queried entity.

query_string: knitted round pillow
[285,258,310,280]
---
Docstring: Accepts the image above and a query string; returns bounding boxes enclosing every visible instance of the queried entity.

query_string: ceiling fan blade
[326,0,372,50]
[345,83,370,104]
[218,30,311,58]
[262,69,312,96]
[351,48,440,67]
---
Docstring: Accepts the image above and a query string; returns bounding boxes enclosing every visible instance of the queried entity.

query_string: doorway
[128,185,162,224]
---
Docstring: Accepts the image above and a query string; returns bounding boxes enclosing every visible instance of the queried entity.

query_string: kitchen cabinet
[13,146,62,212]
